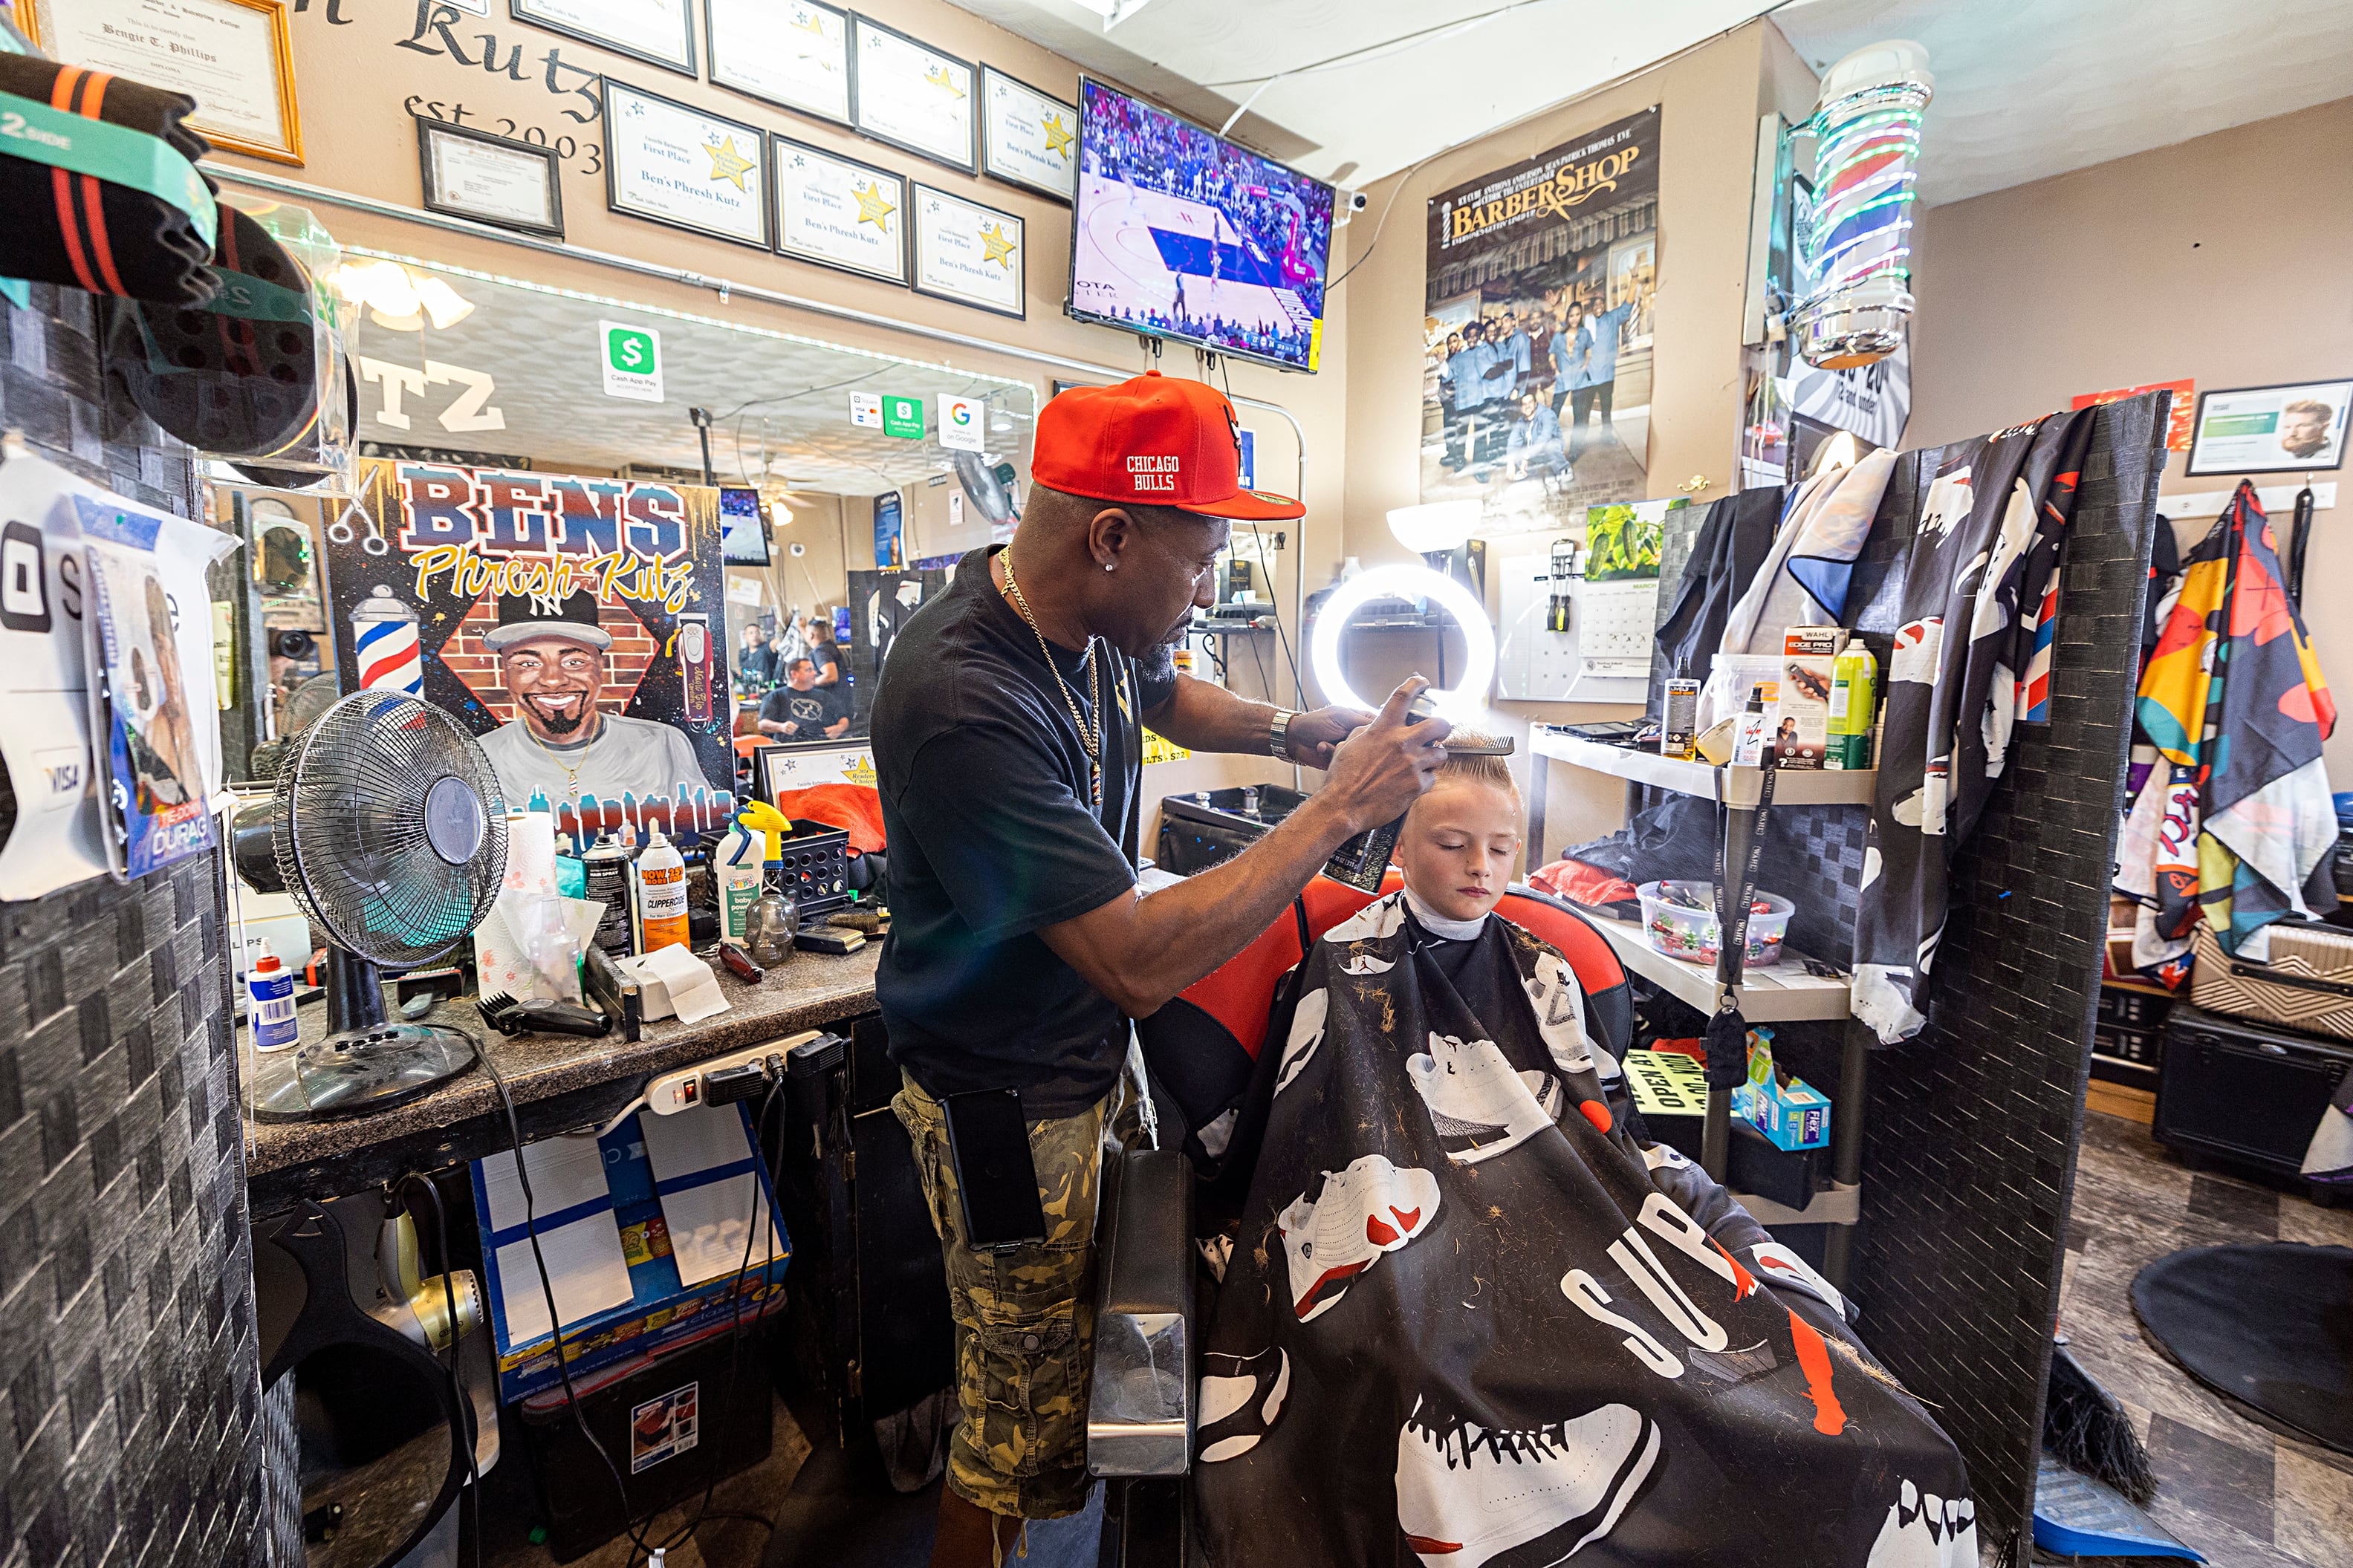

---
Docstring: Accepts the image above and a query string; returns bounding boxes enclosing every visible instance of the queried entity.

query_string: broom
[2043,1336,2155,1504]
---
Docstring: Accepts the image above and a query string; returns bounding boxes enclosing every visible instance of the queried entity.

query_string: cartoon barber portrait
[473,592,706,809]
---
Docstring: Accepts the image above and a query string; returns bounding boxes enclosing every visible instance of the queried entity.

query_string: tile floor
[2054,1110,2353,1567]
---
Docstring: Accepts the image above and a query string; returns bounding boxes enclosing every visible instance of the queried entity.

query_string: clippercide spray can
[247,954,297,1052]
[677,612,713,723]
[632,824,690,954]
[1826,644,1878,770]
[350,585,424,696]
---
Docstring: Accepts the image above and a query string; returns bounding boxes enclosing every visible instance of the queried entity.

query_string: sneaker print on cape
[1273,986,1329,1097]
[1521,949,1594,1074]
[1395,1399,1659,1568]
[1198,1346,1291,1463]
[1278,1154,1441,1321]
[1864,1480,1977,1567]
[1322,894,1408,946]
[1407,1032,1561,1164]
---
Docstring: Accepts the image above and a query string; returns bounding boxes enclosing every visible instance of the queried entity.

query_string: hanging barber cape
[1195,894,1976,1567]
[1853,410,2097,1043]
[2134,481,2336,956]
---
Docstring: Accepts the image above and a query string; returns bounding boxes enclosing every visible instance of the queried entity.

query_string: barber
[871,371,1450,1564]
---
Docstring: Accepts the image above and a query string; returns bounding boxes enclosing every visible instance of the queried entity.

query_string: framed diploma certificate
[850,16,976,175]
[773,138,906,286]
[707,0,850,126]
[981,67,1076,204]
[509,0,695,77]
[603,80,770,250]
[418,119,564,237]
[25,0,302,163]
[912,185,1024,319]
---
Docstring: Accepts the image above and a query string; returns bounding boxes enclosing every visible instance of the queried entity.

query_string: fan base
[251,1024,479,1122]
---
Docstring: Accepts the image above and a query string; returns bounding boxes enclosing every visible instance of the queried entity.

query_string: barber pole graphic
[351,585,424,696]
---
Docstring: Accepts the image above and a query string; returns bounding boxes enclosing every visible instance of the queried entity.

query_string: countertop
[243,943,880,1203]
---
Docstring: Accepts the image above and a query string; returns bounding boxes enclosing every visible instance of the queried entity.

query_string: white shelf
[1586,911,1852,1023]
[1532,731,1877,807]
[1730,1180,1860,1229]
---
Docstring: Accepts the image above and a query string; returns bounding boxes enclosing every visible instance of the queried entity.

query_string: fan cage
[273,689,510,969]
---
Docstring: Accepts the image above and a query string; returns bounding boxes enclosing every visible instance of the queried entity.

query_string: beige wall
[1331,20,1814,860]
[1907,94,2353,780]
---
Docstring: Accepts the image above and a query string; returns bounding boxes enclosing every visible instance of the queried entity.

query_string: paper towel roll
[504,811,557,897]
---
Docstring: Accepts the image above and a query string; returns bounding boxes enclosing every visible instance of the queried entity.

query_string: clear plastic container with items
[1637,879,1795,968]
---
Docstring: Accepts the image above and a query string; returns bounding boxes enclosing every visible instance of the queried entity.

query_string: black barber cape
[873,546,1175,1116]
[1195,893,1976,1567]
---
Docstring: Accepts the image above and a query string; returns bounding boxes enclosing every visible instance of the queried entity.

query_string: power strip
[646,1031,822,1115]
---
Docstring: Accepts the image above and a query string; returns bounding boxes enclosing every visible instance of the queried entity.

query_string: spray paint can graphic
[351,585,424,696]
[678,612,713,723]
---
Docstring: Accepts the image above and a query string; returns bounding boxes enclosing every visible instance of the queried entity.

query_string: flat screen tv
[718,485,770,567]
[1069,77,1334,374]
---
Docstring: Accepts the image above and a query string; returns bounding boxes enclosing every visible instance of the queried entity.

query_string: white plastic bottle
[713,819,765,947]
[632,825,690,954]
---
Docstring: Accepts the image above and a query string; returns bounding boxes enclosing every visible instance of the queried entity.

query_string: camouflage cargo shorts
[892,1072,1114,1520]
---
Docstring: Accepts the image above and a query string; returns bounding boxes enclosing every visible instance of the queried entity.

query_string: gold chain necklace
[1000,547,1104,810]
[521,710,599,799]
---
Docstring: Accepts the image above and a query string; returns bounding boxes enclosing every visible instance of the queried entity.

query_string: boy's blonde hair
[1432,729,1522,810]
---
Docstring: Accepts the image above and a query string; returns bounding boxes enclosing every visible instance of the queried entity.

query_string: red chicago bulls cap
[1031,371,1305,521]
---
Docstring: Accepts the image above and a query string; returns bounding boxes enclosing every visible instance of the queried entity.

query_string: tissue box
[1737,1034,1831,1151]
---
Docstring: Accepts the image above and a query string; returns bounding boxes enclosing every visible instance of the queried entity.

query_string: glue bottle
[632,824,690,954]
[247,953,298,1052]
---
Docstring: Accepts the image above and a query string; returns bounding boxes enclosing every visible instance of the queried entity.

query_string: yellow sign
[1141,729,1190,766]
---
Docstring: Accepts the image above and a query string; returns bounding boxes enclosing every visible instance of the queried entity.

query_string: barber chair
[1090,874,1630,1565]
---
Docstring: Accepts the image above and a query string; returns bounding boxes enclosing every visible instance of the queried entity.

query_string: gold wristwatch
[1269,708,1298,763]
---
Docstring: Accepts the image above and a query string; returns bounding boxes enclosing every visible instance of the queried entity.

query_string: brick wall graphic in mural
[322,458,733,851]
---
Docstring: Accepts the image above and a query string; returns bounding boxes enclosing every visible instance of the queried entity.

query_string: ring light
[1312,564,1497,720]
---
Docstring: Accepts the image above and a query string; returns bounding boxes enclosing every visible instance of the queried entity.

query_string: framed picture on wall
[981,66,1077,202]
[22,0,304,163]
[509,0,695,77]
[912,185,1024,319]
[2184,379,2352,475]
[772,137,907,285]
[851,15,977,175]
[418,118,565,237]
[706,0,851,125]
[603,80,770,250]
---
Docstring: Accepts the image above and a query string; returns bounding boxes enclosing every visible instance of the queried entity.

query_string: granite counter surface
[244,943,880,1180]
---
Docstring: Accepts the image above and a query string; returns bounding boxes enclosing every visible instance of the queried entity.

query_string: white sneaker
[1865,1480,1976,1568]
[1277,1154,1442,1322]
[1198,1346,1291,1463]
[1407,1033,1561,1165]
[1395,1399,1658,1568]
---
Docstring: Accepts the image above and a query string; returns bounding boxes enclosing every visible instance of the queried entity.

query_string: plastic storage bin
[1637,880,1794,968]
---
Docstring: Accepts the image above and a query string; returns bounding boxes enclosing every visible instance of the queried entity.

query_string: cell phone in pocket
[941,1087,1048,1251]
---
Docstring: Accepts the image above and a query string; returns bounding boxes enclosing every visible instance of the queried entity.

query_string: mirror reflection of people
[759,656,851,741]
[737,621,779,689]
[473,594,705,810]
[2280,398,2335,461]
[802,614,844,687]
[131,576,200,810]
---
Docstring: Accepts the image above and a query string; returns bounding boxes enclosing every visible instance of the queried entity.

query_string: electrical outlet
[646,1031,821,1115]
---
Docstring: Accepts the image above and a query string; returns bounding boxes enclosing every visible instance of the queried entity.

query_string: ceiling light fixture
[1065,0,1155,30]
[1311,563,1496,720]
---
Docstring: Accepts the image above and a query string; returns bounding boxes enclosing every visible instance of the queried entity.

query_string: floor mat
[2131,1243,2353,1454]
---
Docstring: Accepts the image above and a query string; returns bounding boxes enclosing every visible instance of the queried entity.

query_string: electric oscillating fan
[250,689,510,1121]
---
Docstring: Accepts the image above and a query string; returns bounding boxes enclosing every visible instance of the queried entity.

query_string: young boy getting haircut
[1389,730,1525,965]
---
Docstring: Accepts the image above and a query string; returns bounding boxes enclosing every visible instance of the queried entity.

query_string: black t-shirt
[805,638,843,682]
[873,546,1177,1116]
[759,683,848,738]
[738,643,780,686]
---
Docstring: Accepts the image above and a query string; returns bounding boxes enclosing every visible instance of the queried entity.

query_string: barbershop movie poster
[1423,107,1661,527]
[323,459,734,853]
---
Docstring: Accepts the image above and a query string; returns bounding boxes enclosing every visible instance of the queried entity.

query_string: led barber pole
[1792,40,1934,371]
[351,585,424,696]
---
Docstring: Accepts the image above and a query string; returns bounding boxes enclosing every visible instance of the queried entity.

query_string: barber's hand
[1283,703,1377,770]
[1317,677,1450,834]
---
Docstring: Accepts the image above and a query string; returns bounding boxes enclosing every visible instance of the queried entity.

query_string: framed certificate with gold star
[510,0,693,77]
[707,0,851,126]
[981,67,1076,204]
[851,14,977,175]
[912,184,1024,319]
[773,137,907,285]
[602,80,770,250]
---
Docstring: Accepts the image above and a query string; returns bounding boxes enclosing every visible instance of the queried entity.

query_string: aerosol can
[632,824,690,954]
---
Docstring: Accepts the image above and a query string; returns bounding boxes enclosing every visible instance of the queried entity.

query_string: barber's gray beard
[1139,640,1178,686]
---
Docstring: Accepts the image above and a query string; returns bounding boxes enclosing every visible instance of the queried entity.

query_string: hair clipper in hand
[1320,692,1510,893]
